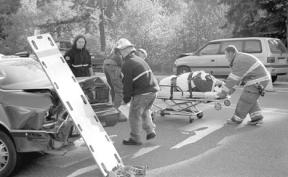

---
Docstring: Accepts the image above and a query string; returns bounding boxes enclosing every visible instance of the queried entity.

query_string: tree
[108,0,177,67]
[0,0,102,54]
[0,0,232,74]
[257,0,288,45]
[177,1,230,52]
[0,0,21,39]
[219,0,288,45]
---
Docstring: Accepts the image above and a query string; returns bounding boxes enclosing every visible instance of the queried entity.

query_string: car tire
[271,75,277,83]
[0,131,17,177]
[177,66,190,75]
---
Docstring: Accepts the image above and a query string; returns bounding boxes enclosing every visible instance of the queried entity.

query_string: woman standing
[64,35,94,77]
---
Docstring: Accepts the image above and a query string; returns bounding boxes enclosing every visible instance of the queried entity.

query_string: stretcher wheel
[224,99,231,106]
[189,117,194,123]
[214,102,222,110]
[197,112,203,119]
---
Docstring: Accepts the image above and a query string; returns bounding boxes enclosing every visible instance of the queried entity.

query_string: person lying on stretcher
[158,71,225,99]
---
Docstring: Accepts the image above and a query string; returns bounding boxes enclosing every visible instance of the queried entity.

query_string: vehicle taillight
[267,57,275,63]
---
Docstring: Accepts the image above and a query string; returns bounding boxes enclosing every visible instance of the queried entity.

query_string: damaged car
[0,56,120,177]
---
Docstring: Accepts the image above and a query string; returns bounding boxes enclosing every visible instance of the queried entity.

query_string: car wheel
[0,131,17,177]
[177,66,190,75]
[271,75,277,83]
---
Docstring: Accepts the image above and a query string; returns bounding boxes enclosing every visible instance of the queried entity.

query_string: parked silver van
[174,37,288,82]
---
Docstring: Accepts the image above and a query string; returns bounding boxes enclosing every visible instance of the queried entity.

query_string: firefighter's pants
[234,80,269,121]
[129,92,156,142]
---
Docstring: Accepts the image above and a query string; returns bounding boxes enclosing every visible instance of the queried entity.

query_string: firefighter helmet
[115,38,134,50]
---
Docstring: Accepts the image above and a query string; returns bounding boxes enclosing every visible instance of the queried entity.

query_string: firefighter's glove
[228,88,236,95]
[215,80,224,87]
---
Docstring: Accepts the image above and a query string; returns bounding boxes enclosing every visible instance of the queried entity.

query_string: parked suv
[0,56,119,177]
[174,37,288,82]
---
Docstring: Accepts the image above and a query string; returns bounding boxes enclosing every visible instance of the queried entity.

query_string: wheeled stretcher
[153,72,231,123]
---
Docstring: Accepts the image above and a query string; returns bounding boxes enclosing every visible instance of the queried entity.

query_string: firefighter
[103,48,128,122]
[103,48,123,109]
[218,45,271,125]
[116,38,159,145]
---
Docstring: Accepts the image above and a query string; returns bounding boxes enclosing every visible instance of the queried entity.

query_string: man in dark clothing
[103,49,127,122]
[116,38,159,145]
[64,35,93,77]
[103,49,123,109]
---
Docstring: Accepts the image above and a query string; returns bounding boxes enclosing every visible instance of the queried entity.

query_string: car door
[194,42,222,75]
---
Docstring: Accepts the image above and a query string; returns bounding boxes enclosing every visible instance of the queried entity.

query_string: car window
[243,40,262,53]
[220,41,243,54]
[199,43,220,55]
[0,59,50,89]
[268,39,287,54]
[56,41,72,51]
[60,41,72,49]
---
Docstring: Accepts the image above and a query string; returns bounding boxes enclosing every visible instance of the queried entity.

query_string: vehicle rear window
[268,39,287,54]
[243,40,262,53]
[0,59,50,90]
[57,41,72,50]
[220,41,243,54]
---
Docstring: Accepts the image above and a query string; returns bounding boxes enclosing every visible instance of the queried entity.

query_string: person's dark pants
[128,92,157,142]
[103,63,123,109]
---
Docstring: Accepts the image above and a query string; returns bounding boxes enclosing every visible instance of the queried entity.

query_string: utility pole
[99,0,106,52]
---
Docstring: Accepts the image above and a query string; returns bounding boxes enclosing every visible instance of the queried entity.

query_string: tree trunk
[286,9,288,46]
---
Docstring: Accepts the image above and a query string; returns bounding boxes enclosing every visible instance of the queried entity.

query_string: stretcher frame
[153,85,231,123]
[27,34,124,177]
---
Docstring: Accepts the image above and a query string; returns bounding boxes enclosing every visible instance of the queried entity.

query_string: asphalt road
[11,82,288,177]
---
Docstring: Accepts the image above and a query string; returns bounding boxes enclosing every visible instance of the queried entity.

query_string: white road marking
[66,165,98,177]
[132,145,161,158]
[171,123,224,149]
[35,147,91,168]
[60,156,91,168]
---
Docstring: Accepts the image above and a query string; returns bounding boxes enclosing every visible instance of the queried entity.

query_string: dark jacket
[64,35,92,77]
[121,53,159,103]
[104,52,123,67]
